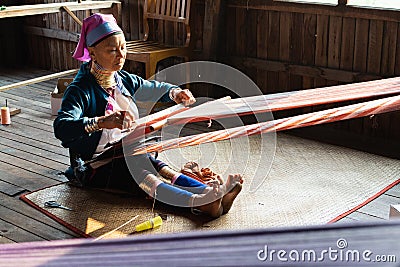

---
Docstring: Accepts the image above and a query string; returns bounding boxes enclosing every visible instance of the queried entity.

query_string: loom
[88,76,400,166]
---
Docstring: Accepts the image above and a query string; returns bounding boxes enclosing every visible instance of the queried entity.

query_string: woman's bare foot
[191,183,223,218]
[221,174,243,215]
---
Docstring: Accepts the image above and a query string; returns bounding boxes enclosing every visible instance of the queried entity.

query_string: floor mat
[21,134,400,239]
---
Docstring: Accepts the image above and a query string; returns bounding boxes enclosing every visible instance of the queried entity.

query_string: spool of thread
[135,216,162,232]
[1,106,10,125]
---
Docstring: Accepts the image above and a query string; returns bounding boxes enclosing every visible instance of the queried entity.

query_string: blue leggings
[156,173,208,206]
[149,156,208,205]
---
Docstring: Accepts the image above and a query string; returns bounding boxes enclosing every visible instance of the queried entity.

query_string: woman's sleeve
[132,74,180,103]
[53,86,91,148]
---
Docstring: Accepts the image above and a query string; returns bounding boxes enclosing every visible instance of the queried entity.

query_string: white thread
[93,215,139,241]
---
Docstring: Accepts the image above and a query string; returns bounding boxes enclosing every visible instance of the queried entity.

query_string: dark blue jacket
[54,62,178,166]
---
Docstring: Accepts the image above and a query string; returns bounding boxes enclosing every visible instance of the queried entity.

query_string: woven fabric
[22,134,400,239]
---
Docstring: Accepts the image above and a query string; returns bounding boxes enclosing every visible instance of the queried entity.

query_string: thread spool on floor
[1,106,11,125]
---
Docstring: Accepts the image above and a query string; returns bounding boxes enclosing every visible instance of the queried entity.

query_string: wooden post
[338,0,348,6]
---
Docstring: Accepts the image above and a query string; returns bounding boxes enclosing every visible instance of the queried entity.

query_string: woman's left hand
[97,110,135,130]
[171,88,196,106]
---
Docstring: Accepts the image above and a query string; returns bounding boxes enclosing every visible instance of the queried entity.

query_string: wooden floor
[0,68,399,244]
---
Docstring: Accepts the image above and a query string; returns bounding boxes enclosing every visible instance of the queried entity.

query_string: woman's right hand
[97,110,135,130]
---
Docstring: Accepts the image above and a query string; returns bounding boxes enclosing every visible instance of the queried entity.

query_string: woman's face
[89,33,127,71]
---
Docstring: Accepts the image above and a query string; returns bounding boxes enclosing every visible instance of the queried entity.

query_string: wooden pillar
[338,0,348,6]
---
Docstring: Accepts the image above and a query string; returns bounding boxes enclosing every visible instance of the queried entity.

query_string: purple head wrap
[73,13,123,62]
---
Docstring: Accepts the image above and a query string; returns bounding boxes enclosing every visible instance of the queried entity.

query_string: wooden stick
[148,96,231,131]
[93,215,139,241]
[62,6,82,27]
[10,108,21,116]
[121,103,188,134]
[0,69,78,93]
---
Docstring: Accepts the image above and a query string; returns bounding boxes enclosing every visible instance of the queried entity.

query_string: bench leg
[146,60,158,79]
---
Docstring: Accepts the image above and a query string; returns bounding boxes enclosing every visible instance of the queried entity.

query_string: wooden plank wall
[21,0,120,71]
[22,0,91,71]
[223,0,400,145]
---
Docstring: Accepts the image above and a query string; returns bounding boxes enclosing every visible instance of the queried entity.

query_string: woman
[54,13,242,218]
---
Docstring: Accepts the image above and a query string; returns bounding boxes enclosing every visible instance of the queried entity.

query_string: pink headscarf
[73,13,123,62]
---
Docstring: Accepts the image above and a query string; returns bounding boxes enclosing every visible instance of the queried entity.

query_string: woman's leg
[139,174,223,218]
[149,155,208,194]
[151,156,244,214]
[85,157,144,194]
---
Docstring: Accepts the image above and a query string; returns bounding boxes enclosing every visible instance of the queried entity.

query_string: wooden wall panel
[245,9,258,83]
[367,20,383,75]
[289,12,303,90]
[381,22,398,76]
[256,11,269,94]
[340,17,355,71]
[396,25,400,76]
[235,8,246,57]
[314,14,329,88]
[302,14,316,90]
[327,16,342,86]
[222,1,400,144]
[352,19,369,75]
[267,11,281,93]
[278,12,291,92]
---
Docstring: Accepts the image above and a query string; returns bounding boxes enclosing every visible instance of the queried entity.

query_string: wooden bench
[125,0,192,79]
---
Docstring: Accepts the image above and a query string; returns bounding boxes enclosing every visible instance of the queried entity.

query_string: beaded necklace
[90,61,117,89]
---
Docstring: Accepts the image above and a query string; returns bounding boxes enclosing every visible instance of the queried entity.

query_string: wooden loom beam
[133,94,400,155]
[167,77,400,125]
[0,69,78,93]
[107,76,400,155]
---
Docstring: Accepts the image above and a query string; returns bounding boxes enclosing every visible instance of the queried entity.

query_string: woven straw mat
[23,133,400,239]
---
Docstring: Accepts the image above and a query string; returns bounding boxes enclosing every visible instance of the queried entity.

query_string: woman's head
[73,13,125,67]
[88,34,127,71]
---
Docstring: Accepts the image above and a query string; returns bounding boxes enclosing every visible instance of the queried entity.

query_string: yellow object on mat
[135,216,163,232]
